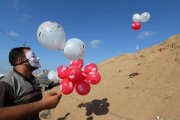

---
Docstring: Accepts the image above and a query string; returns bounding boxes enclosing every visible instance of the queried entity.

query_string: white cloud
[8,31,20,38]
[90,40,102,48]
[137,31,156,39]
[12,0,19,10]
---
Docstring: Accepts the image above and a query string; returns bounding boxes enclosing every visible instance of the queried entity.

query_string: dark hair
[9,47,31,66]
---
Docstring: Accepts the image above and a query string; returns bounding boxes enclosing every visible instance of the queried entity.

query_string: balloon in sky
[60,79,74,95]
[64,38,86,60]
[70,38,86,57]
[140,12,150,22]
[37,21,66,50]
[131,21,141,30]
[132,13,141,22]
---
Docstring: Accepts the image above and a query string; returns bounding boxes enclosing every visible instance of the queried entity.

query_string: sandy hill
[42,34,180,120]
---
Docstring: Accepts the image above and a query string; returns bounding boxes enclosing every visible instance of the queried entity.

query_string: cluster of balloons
[57,59,101,95]
[37,21,101,96]
[131,12,150,30]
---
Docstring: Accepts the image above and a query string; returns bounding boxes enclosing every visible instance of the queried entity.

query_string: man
[0,47,62,120]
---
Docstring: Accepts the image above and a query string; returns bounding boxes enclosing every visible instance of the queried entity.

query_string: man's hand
[0,91,62,120]
[41,91,62,110]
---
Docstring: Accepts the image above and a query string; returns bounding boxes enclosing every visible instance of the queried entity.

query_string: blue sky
[0,0,180,73]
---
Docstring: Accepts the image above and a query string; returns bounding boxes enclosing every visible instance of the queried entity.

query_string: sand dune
[42,34,180,120]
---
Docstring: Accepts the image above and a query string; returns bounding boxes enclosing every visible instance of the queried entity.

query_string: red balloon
[67,67,84,83]
[60,79,74,95]
[75,80,91,95]
[131,22,141,30]
[84,63,98,74]
[82,71,87,78]
[70,59,84,68]
[57,65,69,79]
[86,72,101,85]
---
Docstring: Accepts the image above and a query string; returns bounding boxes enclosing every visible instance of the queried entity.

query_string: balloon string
[136,39,139,51]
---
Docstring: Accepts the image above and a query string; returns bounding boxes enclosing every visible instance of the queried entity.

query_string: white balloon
[64,38,86,60]
[37,21,66,50]
[48,70,60,81]
[132,13,141,22]
[140,12,150,22]
[71,38,86,57]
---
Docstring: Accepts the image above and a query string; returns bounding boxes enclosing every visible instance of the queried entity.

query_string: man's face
[24,50,41,69]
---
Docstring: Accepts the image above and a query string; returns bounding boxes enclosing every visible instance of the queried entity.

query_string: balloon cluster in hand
[131,12,150,30]
[37,21,101,96]
[57,59,101,96]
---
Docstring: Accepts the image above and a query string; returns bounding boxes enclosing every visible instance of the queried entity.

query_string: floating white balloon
[140,12,150,22]
[64,38,86,60]
[48,70,60,81]
[37,21,66,50]
[71,38,86,57]
[132,13,141,22]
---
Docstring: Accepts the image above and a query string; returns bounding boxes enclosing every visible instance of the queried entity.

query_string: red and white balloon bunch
[57,59,101,96]
[131,12,150,30]
[37,21,101,96]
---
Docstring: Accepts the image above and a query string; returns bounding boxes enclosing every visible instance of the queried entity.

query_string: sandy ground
[41,34,180,120]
